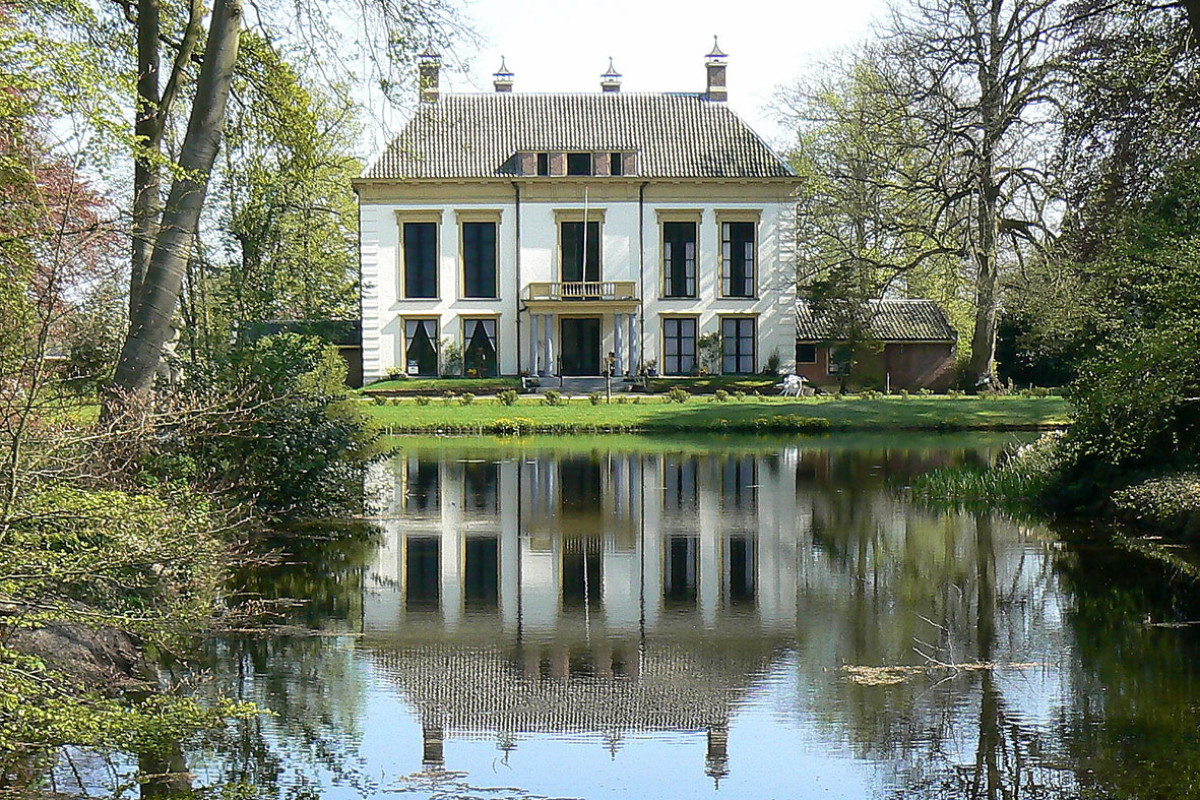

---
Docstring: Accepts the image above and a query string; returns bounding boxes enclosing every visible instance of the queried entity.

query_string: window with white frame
[404,318,439,376]
[720,221,755,298]
[663,317,697,375]
[663,221,697,298]
[402,221,438,298]
[462,318,498,377]
[721,317,755,374]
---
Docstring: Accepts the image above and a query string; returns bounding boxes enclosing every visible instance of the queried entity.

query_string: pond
[71,434,1200,799]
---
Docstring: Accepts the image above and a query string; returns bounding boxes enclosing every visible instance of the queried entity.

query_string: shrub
[616,395,628,405]
[414,395,431,406]
[459,392,475,406]
[898,389,910,400]
[697,332,722,373]
[1066,320,1200,475]
[665,387,690,404]
[631,396,641,405]
[860,389,882,400]
[541,390,566,407]
[733,390,746,402]
[497,389,519,407]
[371,394,387,406]
[764,349,782,375]
[1110,473,1200,536]
[589,391,603,406]
[714,389,730,403]
[948,388,964,399]
[442,390,457,406]
[917,388,933,397]
[440,338,464,377]
[166,334,383,521]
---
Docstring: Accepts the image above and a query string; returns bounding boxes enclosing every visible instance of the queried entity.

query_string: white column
[530,314,540,375]
[629,315,640,372]
[544,314,555,376]
[614,314,624,375]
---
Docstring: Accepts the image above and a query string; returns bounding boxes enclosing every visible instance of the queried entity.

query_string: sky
[364,0,890,157]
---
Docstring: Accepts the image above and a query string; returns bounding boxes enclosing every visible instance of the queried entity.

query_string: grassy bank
[363,394,1069,435]
[363,377,521,395]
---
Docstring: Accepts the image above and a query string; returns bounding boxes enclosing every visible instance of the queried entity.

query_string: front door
[560,317,601,375]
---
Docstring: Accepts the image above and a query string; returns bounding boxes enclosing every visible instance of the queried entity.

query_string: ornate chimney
[418,47,441,104]
[601,57,622,93]
[705,36,727,102]
[493,56,514,93]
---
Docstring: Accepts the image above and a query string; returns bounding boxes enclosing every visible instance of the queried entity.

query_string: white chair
[777,374,806,397]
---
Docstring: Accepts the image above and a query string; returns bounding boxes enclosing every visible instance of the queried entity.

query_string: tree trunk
[131,0,161,318]
[966,0,1003,391]
[1182,0,1200,43]
[112,0,244,397]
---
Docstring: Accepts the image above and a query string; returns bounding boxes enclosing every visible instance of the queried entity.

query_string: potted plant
[440,338,464,377]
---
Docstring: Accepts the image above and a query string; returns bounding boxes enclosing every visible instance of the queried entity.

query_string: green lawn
[364,394,1069,435]
[644,375,781,394]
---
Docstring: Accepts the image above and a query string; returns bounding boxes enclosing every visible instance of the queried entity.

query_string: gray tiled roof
[796,299,958,342]
[363,93,795,180]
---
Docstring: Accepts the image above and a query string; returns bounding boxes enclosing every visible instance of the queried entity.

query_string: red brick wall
[792,342,955,392]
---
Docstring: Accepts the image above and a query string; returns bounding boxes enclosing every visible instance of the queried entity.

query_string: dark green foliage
[1065,321,1200,475]
[158,334,382,522]
[995,312,1080,388]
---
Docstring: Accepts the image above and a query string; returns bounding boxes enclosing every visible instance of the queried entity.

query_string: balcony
[525,281,638,302]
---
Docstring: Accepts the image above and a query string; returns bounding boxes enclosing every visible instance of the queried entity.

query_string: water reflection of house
[362,449,810,781]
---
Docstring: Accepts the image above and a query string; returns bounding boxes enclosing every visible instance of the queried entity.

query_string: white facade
[357,179,798,382]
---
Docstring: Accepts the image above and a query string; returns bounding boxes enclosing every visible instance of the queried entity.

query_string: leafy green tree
[884,0,1066,388]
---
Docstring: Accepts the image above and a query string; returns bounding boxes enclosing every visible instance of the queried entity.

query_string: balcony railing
[525,281,638,302]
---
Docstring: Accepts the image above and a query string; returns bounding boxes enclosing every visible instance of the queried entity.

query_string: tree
[778,49,972,385]
[885,0,1066,388]
[109,0,465,399]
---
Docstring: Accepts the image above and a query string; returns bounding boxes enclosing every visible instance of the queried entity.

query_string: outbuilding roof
[796,299,958,343]
[362,93,796,180]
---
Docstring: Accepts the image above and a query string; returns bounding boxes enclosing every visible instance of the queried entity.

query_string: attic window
[610,152,623,176]
[536,153,549,176]
[567,152,592,176]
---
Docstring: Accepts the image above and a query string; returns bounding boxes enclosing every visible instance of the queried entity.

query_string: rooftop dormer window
[517,150,637,177]
[567,152,592,176]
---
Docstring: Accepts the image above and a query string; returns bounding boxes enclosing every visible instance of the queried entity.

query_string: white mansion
[355,43,799,382]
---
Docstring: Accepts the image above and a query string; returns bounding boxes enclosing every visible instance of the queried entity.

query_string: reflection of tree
[191,531,382,799]
[1054,536,1200,800]
[801,456,1080,797]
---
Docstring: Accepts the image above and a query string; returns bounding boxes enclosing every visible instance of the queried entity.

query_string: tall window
[462,221,497,298]
[403,221,438,298]
[663,222,697,298]
[560,221,600,282]
[463,318,498,377]
[722,317,755,374]
[663,318,697,375]
[721,221,755,297]
[404,319,438,376]
[610,152,623,176]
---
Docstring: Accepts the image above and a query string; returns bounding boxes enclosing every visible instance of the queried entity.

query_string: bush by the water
[150,333,383,522]
[1110,473,1200,537]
